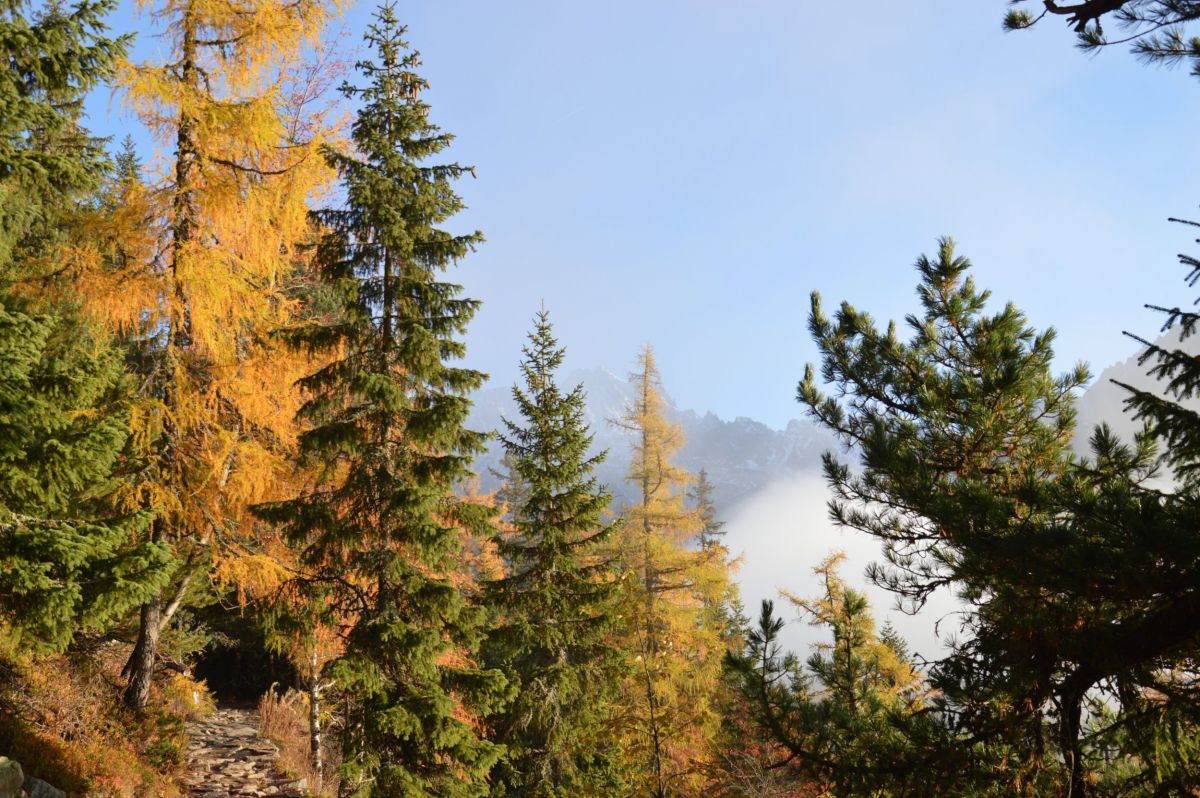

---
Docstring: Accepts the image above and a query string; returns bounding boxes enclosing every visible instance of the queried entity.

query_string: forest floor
[181,707,308,797]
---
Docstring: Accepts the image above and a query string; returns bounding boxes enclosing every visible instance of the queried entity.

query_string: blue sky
[85,0,1200,430]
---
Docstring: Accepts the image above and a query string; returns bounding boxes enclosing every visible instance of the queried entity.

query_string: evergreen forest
[2,0,1200,796]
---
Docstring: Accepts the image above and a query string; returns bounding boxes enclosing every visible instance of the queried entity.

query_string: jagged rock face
[469,335,1194,521]
[469,367,838,513]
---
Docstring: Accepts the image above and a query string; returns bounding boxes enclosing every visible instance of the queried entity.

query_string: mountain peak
[469,366,835,513]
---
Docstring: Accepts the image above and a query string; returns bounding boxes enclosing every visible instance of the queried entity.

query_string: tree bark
[120,556,198,682]
[1060,690,1088,798]
[1044,0,1130,32]
[123,590,163,709]
[309,648,324,792]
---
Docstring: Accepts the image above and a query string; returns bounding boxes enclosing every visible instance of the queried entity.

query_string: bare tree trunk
[639,620,667,798]
[159,563,197,627]
[123,591,163,709]
[309,648,324,792]
[337,692,354,798]
[1061,690,1088,798]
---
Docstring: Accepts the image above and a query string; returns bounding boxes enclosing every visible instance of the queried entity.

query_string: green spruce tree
[255,4,508,794]
[0,0,171,655]
[483,308,626,798]
[0,0,125,266]
[690,468,725,552]
[0,293,171,652]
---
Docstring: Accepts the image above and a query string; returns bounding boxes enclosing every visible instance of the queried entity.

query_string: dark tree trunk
[1061,690,1088,798]
[123,591,163,709]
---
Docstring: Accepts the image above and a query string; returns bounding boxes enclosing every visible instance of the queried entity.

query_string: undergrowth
[0,639,198,797]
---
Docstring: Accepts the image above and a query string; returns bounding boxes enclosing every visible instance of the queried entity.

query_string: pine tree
[483,308,626,798]
[729,555,931,798]
[613,346,735,798]
[0,292,171,652]
[1118,216,1200,488]
[791,239,1200,796]
[255,5,507,794]
[1043,221,1200,795]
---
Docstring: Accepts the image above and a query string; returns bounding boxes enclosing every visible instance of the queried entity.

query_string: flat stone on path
[181,708,307,797]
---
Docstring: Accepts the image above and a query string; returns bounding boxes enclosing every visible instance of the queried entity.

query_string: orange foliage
[57,0,346,607]
[0,648,186,797]
[610,346,738,797]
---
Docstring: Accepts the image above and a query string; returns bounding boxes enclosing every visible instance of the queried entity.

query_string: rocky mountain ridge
[469,328,1199,519]
[467,367,838,512]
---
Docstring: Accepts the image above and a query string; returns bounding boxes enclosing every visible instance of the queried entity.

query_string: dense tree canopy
[4,0,1200,795]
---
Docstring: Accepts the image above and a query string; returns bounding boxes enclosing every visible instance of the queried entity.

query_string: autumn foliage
[20,0,1179,796]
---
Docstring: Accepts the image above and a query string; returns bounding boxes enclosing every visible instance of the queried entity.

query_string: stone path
[181,708,307,798]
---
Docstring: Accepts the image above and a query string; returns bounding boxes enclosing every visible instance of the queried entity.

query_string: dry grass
[258,687,340,796]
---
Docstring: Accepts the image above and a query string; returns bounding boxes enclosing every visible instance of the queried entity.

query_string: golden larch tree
[613,345,736,797]
[68,0,342,708]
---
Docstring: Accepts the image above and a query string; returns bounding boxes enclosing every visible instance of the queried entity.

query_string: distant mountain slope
[1073,329,1200,454]
[467,330,1200,521]
[467,367,838,513]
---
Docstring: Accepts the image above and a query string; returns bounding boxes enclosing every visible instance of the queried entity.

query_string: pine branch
[1044,0,1131,31]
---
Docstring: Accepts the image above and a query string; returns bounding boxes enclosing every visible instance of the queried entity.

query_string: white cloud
[725,471,959,664]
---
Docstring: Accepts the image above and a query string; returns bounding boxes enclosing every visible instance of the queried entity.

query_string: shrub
[0,645,185,797]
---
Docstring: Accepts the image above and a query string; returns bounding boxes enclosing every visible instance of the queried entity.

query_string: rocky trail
[181,708,307,798]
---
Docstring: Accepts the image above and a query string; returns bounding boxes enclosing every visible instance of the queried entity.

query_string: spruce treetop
[484,308,625,796]
[256,5,505,793]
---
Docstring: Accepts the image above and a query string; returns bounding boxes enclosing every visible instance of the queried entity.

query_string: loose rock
[21,777,65,798]
[0,758,22,798]
[181,708,305,798]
